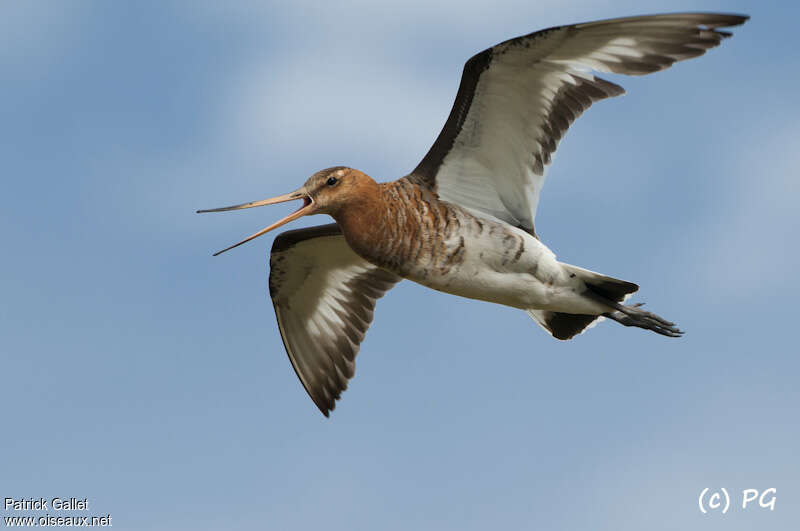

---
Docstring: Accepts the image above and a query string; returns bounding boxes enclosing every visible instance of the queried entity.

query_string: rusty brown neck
[329,178,458,278]
[329,179,391,263]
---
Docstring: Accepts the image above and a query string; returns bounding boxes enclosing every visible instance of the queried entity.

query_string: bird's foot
[604,302,683,338]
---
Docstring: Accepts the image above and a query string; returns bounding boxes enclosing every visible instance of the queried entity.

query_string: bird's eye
[326,176,339,186]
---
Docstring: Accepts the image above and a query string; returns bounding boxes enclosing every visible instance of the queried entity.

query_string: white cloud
[218,51,449,169]
[206,0,641,169]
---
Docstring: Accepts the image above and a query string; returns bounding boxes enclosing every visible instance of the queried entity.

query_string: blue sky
[1,1,797,530]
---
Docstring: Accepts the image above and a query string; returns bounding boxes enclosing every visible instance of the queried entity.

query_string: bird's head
[301,166,376,216]
[197,166,376,256]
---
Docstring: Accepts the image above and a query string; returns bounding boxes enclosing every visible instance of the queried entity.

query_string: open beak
[197,188,314,256]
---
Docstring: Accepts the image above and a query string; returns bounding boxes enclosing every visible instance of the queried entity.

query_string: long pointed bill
[197,189,313,256]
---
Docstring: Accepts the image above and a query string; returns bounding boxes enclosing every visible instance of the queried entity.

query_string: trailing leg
[601,301,683,337]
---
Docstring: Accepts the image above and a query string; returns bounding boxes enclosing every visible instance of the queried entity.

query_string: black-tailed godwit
[199,13,748,416]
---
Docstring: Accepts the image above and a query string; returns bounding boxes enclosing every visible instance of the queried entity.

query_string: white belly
[403,217,594,312]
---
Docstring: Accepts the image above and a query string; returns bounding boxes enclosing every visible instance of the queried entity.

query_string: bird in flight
[199,13,748,416]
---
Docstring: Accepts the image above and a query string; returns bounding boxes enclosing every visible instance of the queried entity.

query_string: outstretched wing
[268,224,401,417]
[409,13,748,236]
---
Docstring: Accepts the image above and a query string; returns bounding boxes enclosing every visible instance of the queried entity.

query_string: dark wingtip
[712,13,749,31]
[312,395,334,418]
[698,12,750,26]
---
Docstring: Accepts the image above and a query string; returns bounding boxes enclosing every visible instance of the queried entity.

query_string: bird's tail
[527,263,681,339]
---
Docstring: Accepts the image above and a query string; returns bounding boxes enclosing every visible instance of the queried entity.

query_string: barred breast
[342,178,565,308]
